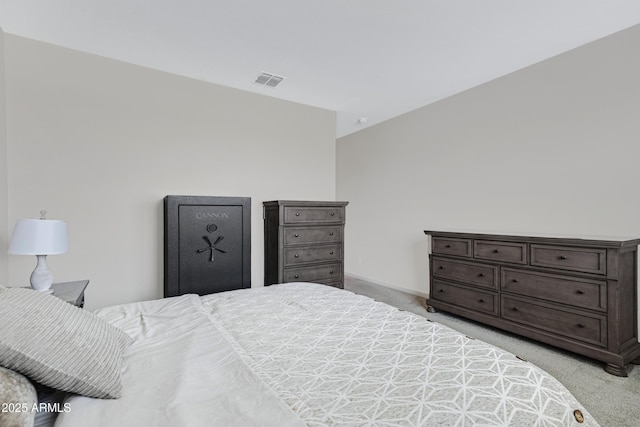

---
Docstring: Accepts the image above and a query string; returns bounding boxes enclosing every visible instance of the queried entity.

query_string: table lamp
[8,210,68,292]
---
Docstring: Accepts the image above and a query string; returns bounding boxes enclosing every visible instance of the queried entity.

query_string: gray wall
[337,24,640,296]
[3,34,337,309]
[0,28,8,285]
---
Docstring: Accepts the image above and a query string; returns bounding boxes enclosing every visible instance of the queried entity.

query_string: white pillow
[0,286,132,399]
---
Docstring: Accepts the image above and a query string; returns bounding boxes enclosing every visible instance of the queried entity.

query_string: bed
[1,283,598,426]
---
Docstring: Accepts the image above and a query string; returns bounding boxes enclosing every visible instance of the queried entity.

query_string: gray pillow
[0,366,36,427]
[0,286,132,399]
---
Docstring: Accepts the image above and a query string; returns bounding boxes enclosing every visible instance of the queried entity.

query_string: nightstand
[50,280,89,308]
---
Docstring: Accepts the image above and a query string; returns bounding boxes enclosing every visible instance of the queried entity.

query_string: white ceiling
[1,1,639,138]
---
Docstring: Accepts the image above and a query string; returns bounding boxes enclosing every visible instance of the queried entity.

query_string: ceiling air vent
[254,72,284,88]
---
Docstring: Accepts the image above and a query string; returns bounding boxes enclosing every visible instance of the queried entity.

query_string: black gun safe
[164,195,251,297]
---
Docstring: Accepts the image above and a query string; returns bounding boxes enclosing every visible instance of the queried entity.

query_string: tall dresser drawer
[501,295,606,347]
[284,263,342,282]
[432,237,472,257]
[432,280,497,315]
[474,240,527,264]
[315,280,343,288]
[530,245,606,275]
[284,226,342,245]
[501,268,606,311]
[284,207,345,224]
[432,257,497,289]
[284,244,342,265]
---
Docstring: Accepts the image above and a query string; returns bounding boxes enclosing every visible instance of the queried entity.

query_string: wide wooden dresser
[424,230,640,376]
[264,200,348,288]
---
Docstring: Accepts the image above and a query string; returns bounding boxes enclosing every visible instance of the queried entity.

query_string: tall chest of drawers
[264,201,348,288]
[424,230,640,376]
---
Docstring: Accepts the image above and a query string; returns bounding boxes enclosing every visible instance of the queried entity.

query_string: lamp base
[30,255,54,292]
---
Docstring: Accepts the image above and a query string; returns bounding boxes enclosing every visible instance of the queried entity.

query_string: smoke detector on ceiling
[254,72,285,88]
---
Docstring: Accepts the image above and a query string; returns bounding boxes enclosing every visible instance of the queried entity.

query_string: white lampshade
[9,219,68,255]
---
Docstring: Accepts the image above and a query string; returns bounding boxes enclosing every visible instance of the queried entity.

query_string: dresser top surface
[424,229,640,248]
[264,200,349,207]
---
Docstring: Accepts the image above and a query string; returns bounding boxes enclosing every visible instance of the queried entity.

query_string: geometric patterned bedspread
[201,282,599,426]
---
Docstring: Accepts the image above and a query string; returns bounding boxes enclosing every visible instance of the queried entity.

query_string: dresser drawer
[317,280,344,289]
[530,245,606,275]
[474,240,527,264]
[501,295,606,347]
[501,268,606,311]
[432,257,497,289]
[432,280,497,315]
[314,279,344,289]
[284,226,342,245]
[284,206,345,224]
[432,237,472,258]
[284,263,342,282]
[284,244,342,265]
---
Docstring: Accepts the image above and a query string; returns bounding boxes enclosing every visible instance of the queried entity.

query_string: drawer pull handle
[294,233,299,237]
[445,244,451,248]
[294,275,300,279]
[512,279,519,283]
[493,249,500,253]
[559,255,567,260]
[478,299,485,303]
[511,307,518,312]
[438,289,444,293]
[295,212,300,216]
[329,232,334,236]
[576,290,584,295]
[478,273,485,277]
[438,266,444,270]
[294,254,300,258]
[577,324,585,329]
[329,251,334,255]
[330,270,334,274]
[330,212,335,216]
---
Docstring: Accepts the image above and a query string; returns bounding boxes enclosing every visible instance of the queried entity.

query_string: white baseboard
[345,273,428,299]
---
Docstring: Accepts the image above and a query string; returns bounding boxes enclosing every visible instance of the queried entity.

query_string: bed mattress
[57,283,599,426]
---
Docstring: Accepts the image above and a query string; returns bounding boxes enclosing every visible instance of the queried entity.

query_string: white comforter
[57,283,599,426]
[55,293,304,427]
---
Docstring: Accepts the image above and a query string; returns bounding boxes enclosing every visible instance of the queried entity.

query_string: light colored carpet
[344,275,640,427]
